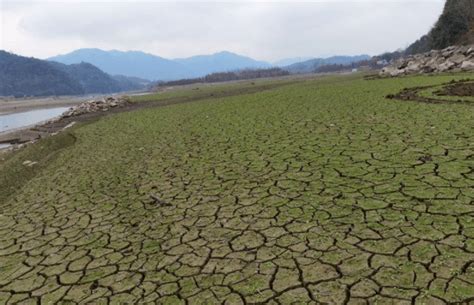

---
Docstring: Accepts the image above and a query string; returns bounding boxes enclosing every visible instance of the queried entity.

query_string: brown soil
[435,81,474,97]
[386,79,474,105]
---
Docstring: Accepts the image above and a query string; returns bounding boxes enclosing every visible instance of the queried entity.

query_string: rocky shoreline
[380,45,474,77]
[61,96,130,118]
[0,96,130,151]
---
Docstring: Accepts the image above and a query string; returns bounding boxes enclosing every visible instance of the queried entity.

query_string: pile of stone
[61,96,130,118]
[380,45,474,77]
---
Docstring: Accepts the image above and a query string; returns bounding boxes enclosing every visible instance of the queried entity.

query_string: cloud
[1,0,445,61]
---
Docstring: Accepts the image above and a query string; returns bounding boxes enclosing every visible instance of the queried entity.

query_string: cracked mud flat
[0,74,473,304]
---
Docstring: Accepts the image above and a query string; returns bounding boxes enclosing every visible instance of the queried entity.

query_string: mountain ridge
[49,48,188,81]
[0,51,147,97]
[49,49,271,81]
[283,55,371,74]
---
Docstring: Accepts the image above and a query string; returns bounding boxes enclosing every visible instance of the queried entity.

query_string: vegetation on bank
[0,73,473,304]
[0,132,77,204]
[407,0,474,54]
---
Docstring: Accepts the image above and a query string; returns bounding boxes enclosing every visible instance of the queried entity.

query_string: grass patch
[0,131,76,203]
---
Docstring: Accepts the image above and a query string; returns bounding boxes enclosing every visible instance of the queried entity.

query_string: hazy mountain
[49,49,271,81]
[174,51,270,77]
[406,0,474,54]
[273,57,313,67]
[284,55,371,74]
[0,51,146,97]
[49,48,188,81]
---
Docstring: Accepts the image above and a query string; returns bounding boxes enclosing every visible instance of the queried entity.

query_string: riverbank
[0,97,129,149]
[0,96,92,115]
[0,79,295,150]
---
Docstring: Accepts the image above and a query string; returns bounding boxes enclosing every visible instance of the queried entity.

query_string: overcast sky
[1,0,445,62]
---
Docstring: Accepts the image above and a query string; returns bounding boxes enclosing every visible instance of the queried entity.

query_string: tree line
[159,68,290,86]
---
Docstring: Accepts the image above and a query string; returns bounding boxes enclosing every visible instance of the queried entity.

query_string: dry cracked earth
[0,75,473,304]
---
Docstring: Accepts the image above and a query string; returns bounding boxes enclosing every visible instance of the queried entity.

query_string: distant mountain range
[174,52,270,78]
[0,51,148,97]
[1,48,373,97]
[283,55,371,74]
[273,57,314,67]
[49,49,271,81]
[49,48,372,81]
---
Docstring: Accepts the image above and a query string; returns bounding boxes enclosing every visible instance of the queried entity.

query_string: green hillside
[0,51,84,97]
[0,51,146,97]
[407,0,474,54]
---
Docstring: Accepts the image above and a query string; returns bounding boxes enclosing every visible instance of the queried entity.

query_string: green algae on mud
[0,73,473,304]
[0,132,76,204]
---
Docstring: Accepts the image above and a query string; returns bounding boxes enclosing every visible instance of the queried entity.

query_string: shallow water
[0,107,69,133]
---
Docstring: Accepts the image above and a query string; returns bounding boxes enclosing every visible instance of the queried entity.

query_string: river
[0,107,69,134]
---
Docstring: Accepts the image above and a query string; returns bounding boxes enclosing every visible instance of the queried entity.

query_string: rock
[381,66,405,77]
[420,65,435,73]
[396,61,408,70]
[461,60,474,71]
[449,53,466,65]
[441,46,457,57]
[380,44,474,77]
[59,96,130,119]
[458,45,470,55]
[389,70,403,77]
[22,160,38,167]
[405,62,422,73]
[438,60,456,72]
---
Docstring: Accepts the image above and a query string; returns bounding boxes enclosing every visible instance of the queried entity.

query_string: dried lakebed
[0,74,473,304]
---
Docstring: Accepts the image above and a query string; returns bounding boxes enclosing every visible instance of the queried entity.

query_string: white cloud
[1,0,445,61]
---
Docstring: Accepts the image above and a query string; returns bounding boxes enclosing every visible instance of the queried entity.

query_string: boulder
[380,44,474,77]
[390,69,405,77]
[381,66,405,77]
[60,96,130,119]
[441,46,457,57]
[449,53,466,65]
[461,60,474,71]
[438,60,456,72]
[405,62,422,73]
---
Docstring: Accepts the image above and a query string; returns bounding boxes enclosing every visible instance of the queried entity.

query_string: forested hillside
[407,0,474,54]
[284,55,371,74]
[0,51,147,97]
[0,51,84,97]
[49,61,123,94]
